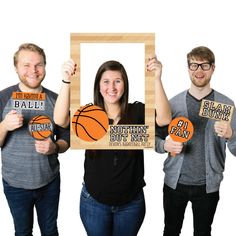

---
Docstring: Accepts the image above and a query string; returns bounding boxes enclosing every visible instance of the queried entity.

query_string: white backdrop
[80,43,145,105]
[1,0,236,235]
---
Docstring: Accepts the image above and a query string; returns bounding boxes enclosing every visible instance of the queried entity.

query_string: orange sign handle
[170,152,176,157]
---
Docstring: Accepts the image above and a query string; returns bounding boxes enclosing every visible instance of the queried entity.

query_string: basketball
[72,104,109,142]
[28,115,53,140]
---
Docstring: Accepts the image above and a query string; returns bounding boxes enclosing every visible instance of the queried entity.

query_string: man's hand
[3,110,24,131]
[35,138,57,155]
[164,136,184,155]
[214,121,233,139]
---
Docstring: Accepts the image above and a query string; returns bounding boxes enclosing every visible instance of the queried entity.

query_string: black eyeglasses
[188,63,212,71]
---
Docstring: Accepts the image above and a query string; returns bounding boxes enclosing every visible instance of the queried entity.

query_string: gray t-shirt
[0,84,70,189]
[178,90,214,185]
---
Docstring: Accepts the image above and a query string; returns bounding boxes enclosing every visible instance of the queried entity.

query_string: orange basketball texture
[28,115,53,140]
[168,116,194,143]
[72,104,109,142]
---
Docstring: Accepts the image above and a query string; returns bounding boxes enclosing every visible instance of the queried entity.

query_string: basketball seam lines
[29,115,53,140]
[73,114,107,132]
[77,109,103,113]
[34,130,49,140]
[76,123,97,141]
[73,104,108,141]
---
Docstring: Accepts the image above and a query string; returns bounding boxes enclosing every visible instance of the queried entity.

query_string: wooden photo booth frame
[70,33,155,149]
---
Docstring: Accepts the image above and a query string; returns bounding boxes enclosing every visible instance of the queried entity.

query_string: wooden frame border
[70,33,155,149]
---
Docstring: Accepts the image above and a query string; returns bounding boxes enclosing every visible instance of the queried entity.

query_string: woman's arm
[147,56,171,126]
[54,59,76,128]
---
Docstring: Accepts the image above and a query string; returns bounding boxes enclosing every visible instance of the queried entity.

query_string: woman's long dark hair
[93,60,129,117]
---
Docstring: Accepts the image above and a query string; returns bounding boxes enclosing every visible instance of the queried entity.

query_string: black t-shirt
[84,102,146,206]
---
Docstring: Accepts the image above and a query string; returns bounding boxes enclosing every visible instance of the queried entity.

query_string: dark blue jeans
[80,184,145,236]
[3,174,60,236]
[163,183,219,236]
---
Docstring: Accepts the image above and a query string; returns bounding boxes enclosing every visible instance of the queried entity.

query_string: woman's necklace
[107,112,121,125]
[112,114,121,125]
[106,105,121,125]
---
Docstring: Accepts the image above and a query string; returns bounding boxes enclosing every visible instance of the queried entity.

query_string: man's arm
[0,121,8,147]
[34,138,69,155]
[0,110,23,147]
[155,125,183,155]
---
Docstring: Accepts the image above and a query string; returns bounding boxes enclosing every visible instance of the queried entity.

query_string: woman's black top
[84,102,146,206]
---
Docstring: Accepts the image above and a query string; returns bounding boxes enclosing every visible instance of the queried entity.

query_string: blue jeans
[3,174,60,236]
[163,183,219,236]
[80,184,145,236]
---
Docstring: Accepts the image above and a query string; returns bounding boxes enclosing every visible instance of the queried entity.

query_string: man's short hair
[187,46,215,65]
[14,43,46,66]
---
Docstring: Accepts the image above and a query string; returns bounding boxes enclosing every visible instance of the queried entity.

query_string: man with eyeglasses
[155,46,236,236]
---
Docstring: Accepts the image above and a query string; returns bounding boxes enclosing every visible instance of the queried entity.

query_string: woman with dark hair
[93,60,129,120]
[54,57,171,236]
